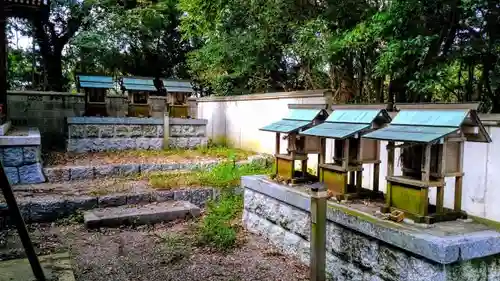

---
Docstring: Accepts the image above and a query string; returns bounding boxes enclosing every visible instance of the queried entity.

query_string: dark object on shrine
[120,77,157,117]
[363,103,491,224]
[76,75,115,117]
[162,79,194,118]
[301,105,391,201]
[260,104,328,184]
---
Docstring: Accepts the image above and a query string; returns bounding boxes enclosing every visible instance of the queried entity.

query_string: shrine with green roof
[362,104,491,224]
[260,104,328,184]
[301,105,391,200]
[162,79,194,118]
[76,75,115,117]
[120,77,158,117]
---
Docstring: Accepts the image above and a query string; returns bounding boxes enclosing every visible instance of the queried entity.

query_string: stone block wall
[67,117,208,152]
[67,117,164,153]
[242,175,500,281]
[169,118,208,149]
[7,91,85,149]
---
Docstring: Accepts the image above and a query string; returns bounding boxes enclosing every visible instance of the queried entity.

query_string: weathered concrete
[242,175,500,281]
[0,252,75,281]
[84,201,201,228]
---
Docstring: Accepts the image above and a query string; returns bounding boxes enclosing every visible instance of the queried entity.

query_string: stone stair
[83,200,201,229]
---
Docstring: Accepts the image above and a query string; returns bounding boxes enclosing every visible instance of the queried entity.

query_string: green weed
[197,192,243,251]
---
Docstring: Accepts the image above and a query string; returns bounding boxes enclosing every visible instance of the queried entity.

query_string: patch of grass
[148,159,273,190]
[197,192,243,251]
[56,211,84,225]
[109,143,253,162]
[157,233,193,264]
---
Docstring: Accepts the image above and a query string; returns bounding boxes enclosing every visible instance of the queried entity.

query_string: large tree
[33,0,93,91]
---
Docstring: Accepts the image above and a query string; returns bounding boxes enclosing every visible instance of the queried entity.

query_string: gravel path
[1,222,309,281]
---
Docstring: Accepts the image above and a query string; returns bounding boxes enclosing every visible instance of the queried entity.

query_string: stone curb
[0,188,216,224]
[43,154,273,183]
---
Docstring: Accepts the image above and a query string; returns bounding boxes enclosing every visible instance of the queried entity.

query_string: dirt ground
[44,148,253,167]
[0,221,309,281]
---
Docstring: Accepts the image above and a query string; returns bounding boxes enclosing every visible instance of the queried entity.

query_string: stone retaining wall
[66,117,208,152]
[242,175,500,281]
[44,159,220,183]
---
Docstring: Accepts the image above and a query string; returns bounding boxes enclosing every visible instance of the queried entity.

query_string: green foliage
[197,191,243,250]
[148,159,272,189]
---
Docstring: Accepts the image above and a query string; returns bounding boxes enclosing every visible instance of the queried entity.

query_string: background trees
[6,0,500,112]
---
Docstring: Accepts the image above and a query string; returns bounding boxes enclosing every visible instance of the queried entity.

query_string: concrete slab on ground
[0,252,75,281]
[84,201,201,228]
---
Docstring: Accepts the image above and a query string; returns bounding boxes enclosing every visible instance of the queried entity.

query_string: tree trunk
[43,52,64,91]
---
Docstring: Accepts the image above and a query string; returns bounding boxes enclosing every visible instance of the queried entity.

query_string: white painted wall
[197,92,500,223]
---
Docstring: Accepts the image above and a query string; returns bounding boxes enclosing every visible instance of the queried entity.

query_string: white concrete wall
[197,92,500,223]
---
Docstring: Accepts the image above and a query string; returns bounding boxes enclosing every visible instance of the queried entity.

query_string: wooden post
[420,144,432,217]
[163,112,170,149]
[385,142,395,210]
[275,133,280,177]
[310,185,327,281]
[373,141,381,193]
[454,141,464,211]
[0,14,7,123]
[437,141,447,214]
[318,138,326,178]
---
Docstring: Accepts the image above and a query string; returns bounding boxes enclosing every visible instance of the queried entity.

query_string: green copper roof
[122,77,157,92]
[362,125,459,143]
[285,109,323,121]
[326,109,387,124]
[259,108,326,133]
[391,110,468,127]
[301,123,370,139]
[77,75,114,89]
[260,120,311,133]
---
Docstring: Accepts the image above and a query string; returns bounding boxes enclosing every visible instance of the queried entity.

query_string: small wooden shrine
[260,104,328,183]
[301,105,391,200]
[362,104,491,224]
[76,75,115,117]
[162,79,194,118]
[120,77,157,117]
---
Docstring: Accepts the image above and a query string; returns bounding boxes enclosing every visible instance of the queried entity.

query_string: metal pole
[0,162,46,281]
[310,184,327,281]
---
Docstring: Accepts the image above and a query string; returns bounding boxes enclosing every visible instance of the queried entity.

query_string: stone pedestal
[242,175,500,281]
[0,127,45,185]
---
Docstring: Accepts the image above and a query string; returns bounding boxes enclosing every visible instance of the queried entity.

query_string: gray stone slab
[98,194,127,208]
[84,201,201,229]
[126,192,152,205]
[22,146,40,164]
[241,175,500,265]
[0,127,41,146]
[169,118,208,125]
[43,167,70,182]
[70,166,94,180]
[3,147,23,167]
[67,117,163,125]
[18,163,46,184]
[0,121,11,136]
[174,188,213,207]
[4,167,19,185]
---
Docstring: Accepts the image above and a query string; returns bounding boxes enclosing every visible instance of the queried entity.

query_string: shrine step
[83,201,201,229]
